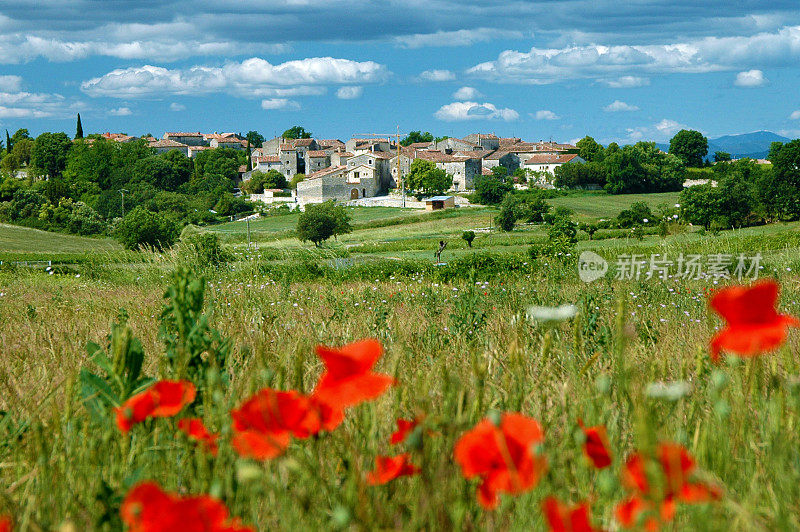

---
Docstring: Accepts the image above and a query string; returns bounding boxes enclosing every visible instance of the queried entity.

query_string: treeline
[0,129,251,249]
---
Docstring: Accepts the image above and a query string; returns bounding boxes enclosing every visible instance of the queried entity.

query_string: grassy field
[548,191,682,220]
[0,223,122,257]
[1,194,800,530]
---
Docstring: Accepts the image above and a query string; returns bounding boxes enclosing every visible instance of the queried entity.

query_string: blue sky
[2,0,800,144]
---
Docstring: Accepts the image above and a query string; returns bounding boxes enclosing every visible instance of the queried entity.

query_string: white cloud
[169,102,186,111]
[734,69,767,87]
[601,76,650,88]
[81,57,390,99]
[604,100,639,112]
[418,69,455,82]
[625,118,688,142]
[0,75,22,92]
[108,106,132,116]
[0,90,79,119]
[533,110,559,120]
[453,86,482,100]
[336,86,363,99]
[790,110,800,120]
[434,101,519,121]
[261,98,300,110]
[396,28,523,48]
[468,26,800,84]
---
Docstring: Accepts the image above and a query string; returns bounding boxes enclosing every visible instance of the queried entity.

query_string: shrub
[180,232,232,267]
[297,201,352,247]
[461,230,475,248]
[473,175,513,205]
[115,206,180,251]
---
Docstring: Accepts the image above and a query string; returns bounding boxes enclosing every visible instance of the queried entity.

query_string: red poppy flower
[542,496,603,532]
[454,412,546,509]
[577,419,612,469]
[390,417,420,445]
[230,388,321,460]
[178,418,219,456]
[115,380,196,433]
[312,339,394,416]
[0,516,11,532]
[365,453,421,485]
[121,482,253,532]
[616,443,721,530]
[709,280,800,361]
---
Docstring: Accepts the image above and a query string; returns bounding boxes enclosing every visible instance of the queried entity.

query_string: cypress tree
[75,113,83,139]
[246,139,252,171]
[5,130,11,153]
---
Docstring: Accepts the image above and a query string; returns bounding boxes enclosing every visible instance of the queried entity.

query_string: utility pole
[246,218,251,251]
[119,188,128,218]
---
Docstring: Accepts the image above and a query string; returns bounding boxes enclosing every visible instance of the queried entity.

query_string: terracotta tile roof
[307,165,346,180]
[482,167,493,175]
[408,141,434,148]
[415,151,471,163]
[101,132,135,142]
[294,138,315,147]
[307,150,329,158]
[456,150,489,159]
[258,155,280,163]
[150,139,188,148]
[525,154,580,165]
[188,146,213,152]
[484,150,510,160]
[317,139,345,148]
[279,144,296,151]
[163,132,202,138]
[333,151,354,157]
[498,137,521,146]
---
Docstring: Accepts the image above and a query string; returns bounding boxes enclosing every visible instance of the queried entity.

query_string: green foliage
[282,126,312,139]
[246,130,265,147]
[405,159,452,198]
[576,136,605,162]
[461,230,475,247]
[604,142,685,194]
[554,161,606,189]
[296,201,352,246]
[400,131,434,147]
[520,196,551,223]
[80,320,153,422]
[761,139,800,220]
[713,151,731,162]
[180,231,232,268]
[473,175,513,205]
[75,113,83,139]
[158,267,231,384]
[243,169,287,193]
[31,132,72,178]
[669,129,708,167]
[114,205,180,250]
[495,194,521,232]
[617,201,655,228]
[491,165,510,182]
[289,173,305,189]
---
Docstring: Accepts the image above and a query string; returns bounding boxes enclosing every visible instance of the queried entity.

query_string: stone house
[330,151,353,167]
[187,145,213,158]
[523,153,585,175]
[346,152,394,192]
[150,139,189,156]
[254,155,283,173]
[296,164,381,204]
[414,151,481,191]
[163,132,205,146]
[433,137,479,154]
[463,133,500,151]
[346,138,392,155]
[483,150,520,173]
[306,150,330,173]
[210,138,244,150]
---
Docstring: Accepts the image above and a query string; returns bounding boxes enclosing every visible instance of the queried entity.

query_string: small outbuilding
[425,195,456,211]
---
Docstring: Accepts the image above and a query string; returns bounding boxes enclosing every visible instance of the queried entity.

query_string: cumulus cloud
[626,118,689,142]
[468,26,800,84]
[0,75,22,92]
[600,76,650,88]
[80,57,390,99]
[604,100,639,112]
[169,102,186,111]
[0,89,79,119]
[108,106,132,116]
[434,101,519,121]
[336,86,363,99]
[396,28,523,48]
[261,98,300,110]
[418,69,455,82]
[734,69,768,87]
[790,110,800,119]
[533,110,559,120]
[453,86,482,100]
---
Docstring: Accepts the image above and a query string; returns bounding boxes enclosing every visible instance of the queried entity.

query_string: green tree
[405,159,453,198]
[296,201,352,246]
[554,161,606,189]
[461,230,475,248]
[246,131,265,147]
[282,126,312,139]
[669,129,708,167]
[761,139,800,219]
[495,195,521,232]
[11,129,30,146]
[31,132,72,178]
[115,206,180,250]
[11,137,33,168]
[768,141,784,161]
[75,113,84,139]
[5,130,10,154]
[576,136,605,162]
[491,166,510,182]
[473,175,513,205]
[131,157,182,191]
[713,151,731,162]
[289,173,305,189]
[400,131,434,147]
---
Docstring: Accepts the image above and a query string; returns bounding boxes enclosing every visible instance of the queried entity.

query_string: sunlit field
[1,205,800,530]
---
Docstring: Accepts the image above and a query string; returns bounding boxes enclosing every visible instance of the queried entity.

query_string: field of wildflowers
[1,238,800,530]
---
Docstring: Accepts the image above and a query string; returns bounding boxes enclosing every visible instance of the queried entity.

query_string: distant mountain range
[655,131,790,160]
